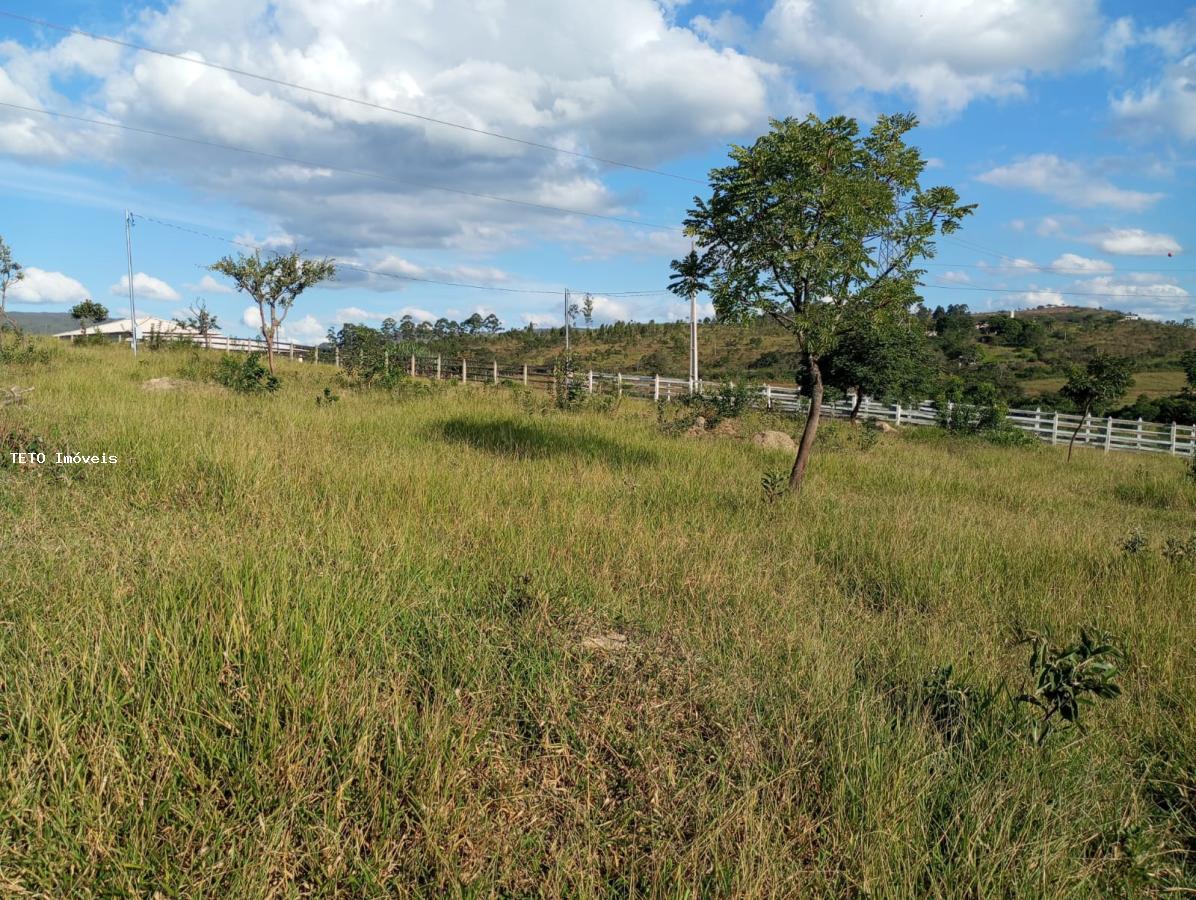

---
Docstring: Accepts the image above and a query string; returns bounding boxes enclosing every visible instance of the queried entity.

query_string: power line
[134,213,672,298]
[0,101,683,233]
[0,10,705,185]
[923,260,1196,275]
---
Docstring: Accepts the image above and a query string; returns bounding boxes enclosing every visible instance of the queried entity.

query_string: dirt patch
[142,377,191,392]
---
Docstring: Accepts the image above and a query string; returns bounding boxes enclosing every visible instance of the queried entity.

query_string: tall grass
[1,345,1193,896]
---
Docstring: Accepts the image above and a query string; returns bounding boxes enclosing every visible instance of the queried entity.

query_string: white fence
[155,340,1196,459]
[398,356,1196,460]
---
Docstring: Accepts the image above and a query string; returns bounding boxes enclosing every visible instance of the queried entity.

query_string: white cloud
[110,272,181,301]
[977,154,1163,211]
[760,0,1102,119]
[1049,253,1114,274]
[1082,228,1182,256]
[335,306,381,322]
[241,306,262,330]
[6,267,90,305]
[1111,26,1196,141]
[1072,275,1190,313]
[186,273,235,295]
[281,314,326,343]
[1010,290,1066,307]
[939,270,971,284]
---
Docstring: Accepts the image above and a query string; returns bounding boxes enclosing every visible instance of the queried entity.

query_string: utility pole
[688,240,698,392]
[124,209,138,354]
[564,287,571,354]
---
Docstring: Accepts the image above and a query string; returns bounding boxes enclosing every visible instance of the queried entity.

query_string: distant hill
[5,311,77,335]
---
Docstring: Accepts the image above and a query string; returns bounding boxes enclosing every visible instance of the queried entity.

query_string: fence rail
[401,354,1196,460]
[158,338,1196,459]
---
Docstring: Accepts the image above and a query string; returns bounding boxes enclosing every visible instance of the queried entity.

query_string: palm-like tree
[668,249,712,389]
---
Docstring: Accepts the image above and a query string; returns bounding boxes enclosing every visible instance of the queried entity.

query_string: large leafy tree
[1059,355,1134,462]
[822,308,937,421]
[70,300,109,337]
[0,234,24,328]
[210,250,335,374]
[682,113,974,491]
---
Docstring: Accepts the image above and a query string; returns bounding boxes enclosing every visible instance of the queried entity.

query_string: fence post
[895,402,902,426]
[654,374,660,401]
[1136,417,1143,450]
[1171,422,1178,455]
[315,346,319,364]
[436,355,441,380]
[1034,407,1042,437]
[410,354,416,377]
[1105,417,1113,452]
[461,358,467,383]
[384,348,389,374]
[765,384,772,409]
[493,360,498,384]
[335,345,340,368]
[1052,411,1059,445]
[588,370,594,394]
[522,364,528,386]
[617,372,623,397]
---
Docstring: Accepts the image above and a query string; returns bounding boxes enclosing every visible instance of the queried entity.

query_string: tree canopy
[681,112,974,490]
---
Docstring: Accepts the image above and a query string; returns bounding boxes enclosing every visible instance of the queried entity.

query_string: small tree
[70,300,109,337]
[1059,355,1134,461]
[683,113,973,491]
[823,308,936,421]
[1179,349,1196,391]
[0,235,24,328]
[581,295,594,330]
[463,312,484,335]
[209,250,335,374]
[175,299,219,349]
[483,312,502,334]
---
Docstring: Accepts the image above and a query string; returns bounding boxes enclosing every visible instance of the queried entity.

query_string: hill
[4,311,77,335]
[1,343,1192,893]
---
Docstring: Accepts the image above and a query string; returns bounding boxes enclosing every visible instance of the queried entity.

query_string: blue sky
[0,0,1193,341]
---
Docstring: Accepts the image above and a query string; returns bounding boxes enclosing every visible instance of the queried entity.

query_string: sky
[0,0,1194,342]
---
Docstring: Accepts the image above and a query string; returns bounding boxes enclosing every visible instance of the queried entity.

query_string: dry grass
[0,343,1193,896]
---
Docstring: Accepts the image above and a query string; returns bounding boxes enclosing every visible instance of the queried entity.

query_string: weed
[214,352,279,394]
[315,387,339,406]
[1014,629,1124,745]
[761,469,789,503]
[1122,529,1150,555]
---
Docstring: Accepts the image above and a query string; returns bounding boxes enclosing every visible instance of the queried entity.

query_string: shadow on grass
[434,415,658,467]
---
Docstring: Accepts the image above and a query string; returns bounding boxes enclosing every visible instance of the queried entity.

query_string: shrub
[1014,629,1123,745]
[315,387,339,406]
[761,469,789,503]
[214,352,279,394]
[679,380,757,424]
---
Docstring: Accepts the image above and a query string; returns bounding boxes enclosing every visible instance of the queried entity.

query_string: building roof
[53,315,216,338]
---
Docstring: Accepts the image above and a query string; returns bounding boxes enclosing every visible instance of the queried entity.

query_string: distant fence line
[165,336,1196,459]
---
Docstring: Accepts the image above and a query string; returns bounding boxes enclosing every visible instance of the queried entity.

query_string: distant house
[54,315,212,343]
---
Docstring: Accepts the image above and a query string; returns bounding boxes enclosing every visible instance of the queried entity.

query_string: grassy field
[1,344,1194,896]
[1022,369,1190,401]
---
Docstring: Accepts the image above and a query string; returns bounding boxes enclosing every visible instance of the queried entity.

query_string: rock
[711,419,737,437]
[141,377,189,391]
[751,430,798,452]
[871,420,897,433]
[1,386,33,407]
[580,632,629,652]
[682,415,708,438]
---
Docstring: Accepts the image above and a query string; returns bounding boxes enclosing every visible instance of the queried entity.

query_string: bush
[679,380,757,424]
[214,352,279,394]
[0,333,56,365]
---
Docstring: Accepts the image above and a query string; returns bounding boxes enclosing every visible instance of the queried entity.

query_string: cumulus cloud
[281,314,326,343]
[1009,289,1066,307]
[1072,274,1190,313]
[0,0,788,256]
[760,0,1102,119]
[977,154,1164,211]
[1049,253,1114,274]
[185,273,236,295]
[1110,16,1196,142]
[1082,228,1182,256]
[6,267,90,304]
[110,272,181,301]
[938,270,971,284]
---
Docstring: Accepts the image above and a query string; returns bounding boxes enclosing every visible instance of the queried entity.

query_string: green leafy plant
[1014,629,1124,745]
[920,665,997,744]
[761,470,789,504]
[214,352,279,394]
[1161,531,1196,564]
[679,380,756,424]
[315,387,339,406]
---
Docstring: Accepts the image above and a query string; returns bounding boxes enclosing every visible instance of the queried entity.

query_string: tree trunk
[1066,402,1092,462]
[789,354,823,493]
[850,388,864,424]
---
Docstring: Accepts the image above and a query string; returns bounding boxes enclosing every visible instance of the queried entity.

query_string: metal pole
[124,209,138,354]
[564,288,570,354]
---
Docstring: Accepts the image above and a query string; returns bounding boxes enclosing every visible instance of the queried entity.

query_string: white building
[54,315,210,342]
